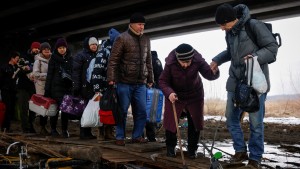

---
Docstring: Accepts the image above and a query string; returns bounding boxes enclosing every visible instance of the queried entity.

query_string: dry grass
[204,98,300,118]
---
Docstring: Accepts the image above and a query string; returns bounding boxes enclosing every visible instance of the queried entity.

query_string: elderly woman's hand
[168,93,178,103]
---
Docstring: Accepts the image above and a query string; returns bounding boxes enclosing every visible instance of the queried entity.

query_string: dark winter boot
[98,126,105,141]
[80,127,96,139]
[51,128,60,137]
[104,125,115,140]
[188,149,198,159]
[80,127,85,139]
[187,112,200,159]
[40,126,50,136]
[166,146,176,157]
[165,130,177,158]
[62,130,70,138]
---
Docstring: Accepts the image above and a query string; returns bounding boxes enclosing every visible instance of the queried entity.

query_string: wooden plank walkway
[1,133,246,169]
[28,136,216,169]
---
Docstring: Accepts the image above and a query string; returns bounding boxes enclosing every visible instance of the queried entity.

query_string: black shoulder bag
[100,86,123,126]
[234,57,260,112]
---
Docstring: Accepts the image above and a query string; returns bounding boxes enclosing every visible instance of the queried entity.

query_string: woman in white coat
[32,42,52,135]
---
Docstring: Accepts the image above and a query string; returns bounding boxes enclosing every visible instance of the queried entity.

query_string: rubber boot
[98,126,105,141]
[104,125,115,140]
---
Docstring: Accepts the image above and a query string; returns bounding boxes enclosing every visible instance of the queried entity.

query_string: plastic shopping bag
[81,93,102,127]
[246,56,268,94]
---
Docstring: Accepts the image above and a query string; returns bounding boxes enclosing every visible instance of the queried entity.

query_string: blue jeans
[116,83,147,140]
[225,92,266,162]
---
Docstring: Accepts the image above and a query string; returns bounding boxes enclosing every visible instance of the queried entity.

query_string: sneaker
[230,152,248,163]
[115,139,125,146]
[247,159,262,169]
[132,137,148,144]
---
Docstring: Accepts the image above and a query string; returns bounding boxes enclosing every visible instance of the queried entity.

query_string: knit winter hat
[175,43,194,61]
[215,3,237,24]
[130,12,146,23]
[88,37,98,46]
[31,42,41,49]
[40,42,51,51]
[55,38,68,49]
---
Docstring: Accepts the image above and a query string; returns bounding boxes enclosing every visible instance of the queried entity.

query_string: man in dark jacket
[0,51,19,132]
[107,12,154,146]
[18,42,40,133]
[159,43,219,159]
[210,4,278,168]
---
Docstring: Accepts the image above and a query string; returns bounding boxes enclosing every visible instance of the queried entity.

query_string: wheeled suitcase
[29,94,57,116]
[146,88,164,123]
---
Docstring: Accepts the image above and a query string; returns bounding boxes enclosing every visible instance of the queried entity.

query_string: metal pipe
[6,142,20,155]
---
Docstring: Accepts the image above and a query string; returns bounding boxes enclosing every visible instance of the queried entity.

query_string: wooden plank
[125,142,165,152]
[101,149,136,163]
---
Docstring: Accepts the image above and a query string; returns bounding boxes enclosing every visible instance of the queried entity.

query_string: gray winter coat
[212,4,278,93]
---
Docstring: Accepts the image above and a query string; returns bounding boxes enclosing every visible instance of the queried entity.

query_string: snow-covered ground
[205,116,300,125]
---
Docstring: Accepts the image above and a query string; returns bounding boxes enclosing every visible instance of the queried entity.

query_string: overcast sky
[151,16,300,99]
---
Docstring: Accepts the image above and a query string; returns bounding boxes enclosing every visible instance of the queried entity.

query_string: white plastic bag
[81,93,102,127]
[246,56,268,94]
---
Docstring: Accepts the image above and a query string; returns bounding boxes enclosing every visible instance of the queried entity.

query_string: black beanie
[55,38,68,49]
[215,3,236,24]
[175,43,194,61]
[130,12,146,23]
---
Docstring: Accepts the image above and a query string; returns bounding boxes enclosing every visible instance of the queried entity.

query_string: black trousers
[50,98,70,131]
[17,89,35,131]
[165,111,200,151]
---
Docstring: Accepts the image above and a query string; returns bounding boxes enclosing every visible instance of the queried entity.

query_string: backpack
[245,19,282,63]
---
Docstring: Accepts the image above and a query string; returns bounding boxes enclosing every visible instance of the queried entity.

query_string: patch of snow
[204,116,300,125]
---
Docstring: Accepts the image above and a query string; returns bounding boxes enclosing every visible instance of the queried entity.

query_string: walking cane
[172,102,188,169]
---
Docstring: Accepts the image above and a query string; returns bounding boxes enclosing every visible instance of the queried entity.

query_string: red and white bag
[29,94,57,116]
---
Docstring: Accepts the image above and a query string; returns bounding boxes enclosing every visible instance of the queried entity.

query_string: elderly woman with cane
[159,43,219,159]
